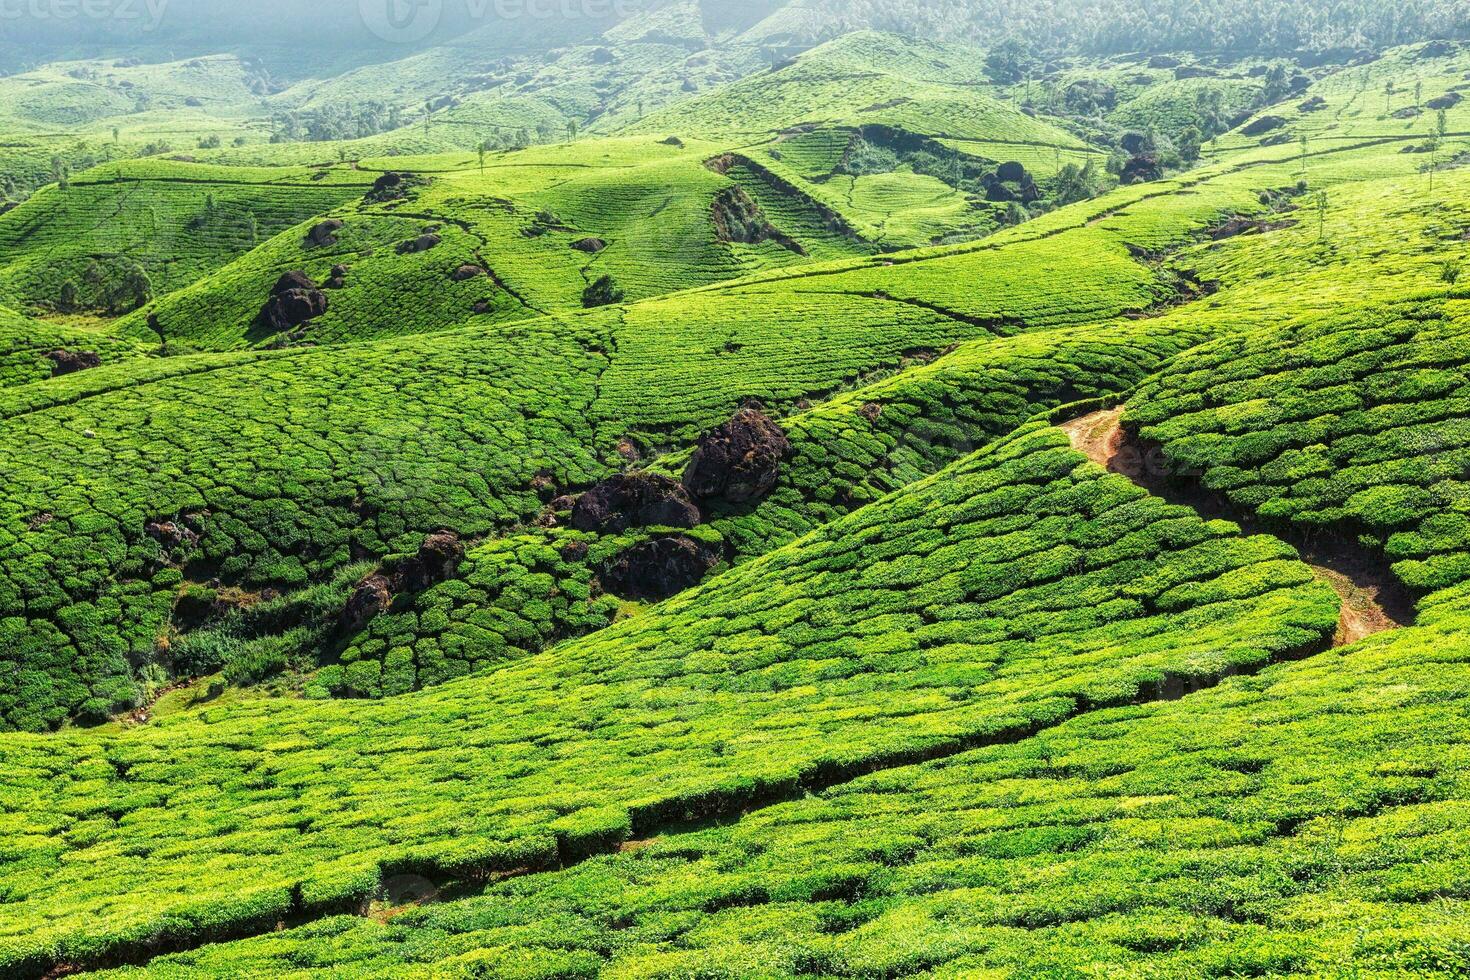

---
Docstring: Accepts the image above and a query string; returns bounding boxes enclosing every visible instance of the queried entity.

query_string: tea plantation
[0,425,1341,975]
[1130,300,1470,595]
[6,13,1470,979]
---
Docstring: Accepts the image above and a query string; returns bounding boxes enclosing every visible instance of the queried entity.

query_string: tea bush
[97,607,1470,978]
[0,426,1337,975]
[1129,300,1470,596]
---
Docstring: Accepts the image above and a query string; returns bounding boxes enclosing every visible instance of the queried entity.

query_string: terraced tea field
[0,162,372,312]
[7,13,1470,979]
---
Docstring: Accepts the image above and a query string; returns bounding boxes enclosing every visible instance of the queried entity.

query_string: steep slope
[1129,300,1470,597]
[0,424,1339,978]
[109,134,876,350]
[331,315,1204,694]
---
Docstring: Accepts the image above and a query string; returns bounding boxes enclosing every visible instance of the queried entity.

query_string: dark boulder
[472,300,493,314]
[1392,106,1423,119]
[1420,39,1458,59]
[259,272,328,332]
[985,181,1019,202]
[1241,115,1287,137]
[365,171,414,203]
[571,237,607,253]
[1148,55,1181,69]
[660,136,685,147]
[273,271,317,293]
[387,531,466,593]
[572,472,701,533]
[46,349,101,376]
[683,408,790,504]
[1298,95,1328,112]
[450,264,484,281]
[1120,154,1163,185]
[996,161,1028,183]
[341,574,392,634]
[324,264,349,289]
[600,536,719,601]
[307,219,343,247]
[1427,92,1464,110]
[1174,65,1216,80]
[397,233,441,254]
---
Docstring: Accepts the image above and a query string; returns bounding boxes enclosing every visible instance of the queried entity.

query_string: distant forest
[1,0,1465,79]
[760,0,1470,56]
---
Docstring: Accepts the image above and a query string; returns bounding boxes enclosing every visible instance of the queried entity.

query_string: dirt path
[1061,409,1410,646]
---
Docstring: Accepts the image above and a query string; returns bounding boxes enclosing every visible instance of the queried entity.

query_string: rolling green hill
[0,161,371,313]
[8,20,1470,980]
[0,423,1340,976]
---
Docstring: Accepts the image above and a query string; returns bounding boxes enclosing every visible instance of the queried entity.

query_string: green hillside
[0,161,370,312]
[0,305,147,389]
[0,423,1340,976]
[8,12,1470,980]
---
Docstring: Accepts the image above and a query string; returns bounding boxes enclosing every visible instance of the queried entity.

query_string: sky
[0,0,647,60]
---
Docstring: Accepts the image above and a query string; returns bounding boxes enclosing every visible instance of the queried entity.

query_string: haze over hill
[5,1,1470,977]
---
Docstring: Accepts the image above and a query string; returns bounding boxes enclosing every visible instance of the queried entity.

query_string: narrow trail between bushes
[1061,408,1413,646]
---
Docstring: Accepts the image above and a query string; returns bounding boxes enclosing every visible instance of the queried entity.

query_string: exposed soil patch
[1061,409,1411,646]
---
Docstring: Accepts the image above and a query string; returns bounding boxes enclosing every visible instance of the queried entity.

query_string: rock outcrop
[600,536,719,601]
[341,575,392,634]
[258,272,328,332]
[683,408,790,505]
[306,219,343,247]
[571,472,701,533]
[397,233,442,255]
[387,531,466,593]
[46,349,101,376]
